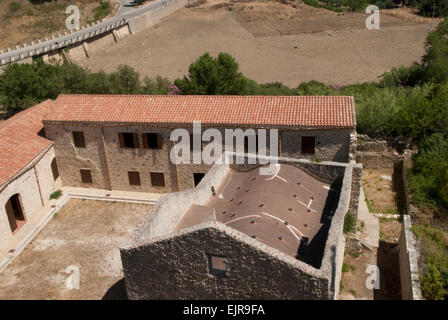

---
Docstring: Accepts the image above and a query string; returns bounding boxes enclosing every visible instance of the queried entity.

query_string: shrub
[49,190,62,200]
[343,214,356,234]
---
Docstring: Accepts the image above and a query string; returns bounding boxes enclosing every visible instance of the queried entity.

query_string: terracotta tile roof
[44,94,356,128]
[0,100,54,187]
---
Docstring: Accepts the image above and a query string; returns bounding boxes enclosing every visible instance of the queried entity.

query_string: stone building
[0,93,360,299]
[42,94,357,194]
[0,100,61,249]
[121,154,362,299]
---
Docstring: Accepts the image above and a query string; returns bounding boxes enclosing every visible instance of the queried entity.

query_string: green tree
[0,59,61,110]
[423,18,448,83]
[109,65,142,94]
[174,52,253,95]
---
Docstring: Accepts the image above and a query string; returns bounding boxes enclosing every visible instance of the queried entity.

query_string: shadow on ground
[374,240,401,300]
[102,278,128,300]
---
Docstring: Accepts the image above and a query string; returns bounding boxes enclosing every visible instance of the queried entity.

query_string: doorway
[5,194,26,233]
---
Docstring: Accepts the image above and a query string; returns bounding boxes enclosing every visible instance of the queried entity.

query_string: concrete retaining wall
[128,0,187,34]
[0,0,186,66]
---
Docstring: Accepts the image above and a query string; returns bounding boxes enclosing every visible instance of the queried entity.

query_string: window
[51,158,59,181]
[243,135,258,154]
[208,255,229,277]
[193,173,205,187]
[128,171,141,186]
[73,131,86,148]
[80,169,93,184]
[150,172,165,187]
[301,136,315,155]
[142,133,162,149]
[119,132,139,148]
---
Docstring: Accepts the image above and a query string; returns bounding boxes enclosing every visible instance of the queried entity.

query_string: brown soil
[340,248,377,300]
[0,0,114,49]
[76,0,432,87]
[0,199,151,300]
[379,217,401,243]
[362,168,404,214]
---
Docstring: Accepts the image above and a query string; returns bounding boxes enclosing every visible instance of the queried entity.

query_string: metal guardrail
[0,0,182,66]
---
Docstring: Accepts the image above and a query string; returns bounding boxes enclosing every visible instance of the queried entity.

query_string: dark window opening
[119,132,139,148]
[5,194,26,233]
[51,158,59,181]
[243,135,258,154]
[143,133,162,149]
[301,136,315,155]
[73,131,86,148]
[80,169,93,184]
[208,255,229,277]
[193,173,205,187]
[150,172,165,187]
[128,171,141,186]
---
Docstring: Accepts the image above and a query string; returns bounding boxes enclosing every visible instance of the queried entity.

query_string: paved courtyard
[0,199,151,300]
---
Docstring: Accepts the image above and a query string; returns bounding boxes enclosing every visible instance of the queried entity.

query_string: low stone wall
[398,215,423,300]
[348,162,363,217]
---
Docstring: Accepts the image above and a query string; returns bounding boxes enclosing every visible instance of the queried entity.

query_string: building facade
[43,94,357,194]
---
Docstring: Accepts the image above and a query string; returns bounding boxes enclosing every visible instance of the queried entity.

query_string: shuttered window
[128,171,141,186]
[150,172,165,187]
[80,169,93,184]
[51,158,59,181]
[142,133,162,149]
[73,131,86,148]
[119,133,139,148]
[301,136,315,155]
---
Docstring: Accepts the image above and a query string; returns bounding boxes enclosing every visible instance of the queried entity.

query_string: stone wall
[348,161,363,217]
[121,154,354,299]
[399,215,423,300]
[122,224,330,299]
[281,128,354,163]
[44,124,110,189]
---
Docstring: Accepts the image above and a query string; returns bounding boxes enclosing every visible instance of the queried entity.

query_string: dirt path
[0,199,151,300]
[75,1,432,87]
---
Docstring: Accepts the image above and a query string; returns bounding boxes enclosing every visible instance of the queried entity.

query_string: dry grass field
[0,0,115,49]
[74,0,436,86]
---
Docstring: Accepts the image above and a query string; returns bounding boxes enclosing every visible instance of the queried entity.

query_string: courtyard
[0,199,151,300]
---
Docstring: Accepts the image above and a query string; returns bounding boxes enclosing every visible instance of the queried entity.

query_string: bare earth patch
[75,0,432,87]
[362,168,403,214]
[0,199,151,300]
[0,0,113,49]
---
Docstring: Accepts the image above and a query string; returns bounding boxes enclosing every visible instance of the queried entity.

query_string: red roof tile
[44,94,356,128]
[0,100,54,187]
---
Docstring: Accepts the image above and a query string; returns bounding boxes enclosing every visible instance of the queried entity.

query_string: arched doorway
[5,194,26,233]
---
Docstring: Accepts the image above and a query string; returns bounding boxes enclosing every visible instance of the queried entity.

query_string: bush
[343,213,356,234]
[49,190,62,200]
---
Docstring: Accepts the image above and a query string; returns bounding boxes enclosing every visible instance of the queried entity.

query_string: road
[0,0,176,63]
